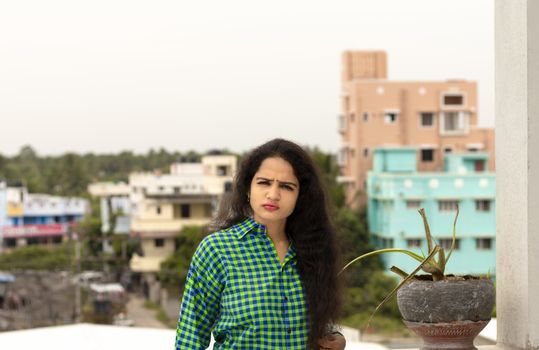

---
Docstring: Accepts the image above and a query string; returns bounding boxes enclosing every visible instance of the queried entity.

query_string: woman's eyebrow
[255,177,298,188]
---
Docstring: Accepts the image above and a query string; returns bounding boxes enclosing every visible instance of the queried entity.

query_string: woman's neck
[254,217,288,243]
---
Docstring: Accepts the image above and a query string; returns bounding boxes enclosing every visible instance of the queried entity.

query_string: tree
[0,243,74,270]
[159,226,207,288]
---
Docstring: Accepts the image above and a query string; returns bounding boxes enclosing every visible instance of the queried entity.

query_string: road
[126,294,167,329]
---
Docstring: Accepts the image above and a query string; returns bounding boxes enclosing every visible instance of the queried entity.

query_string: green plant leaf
[339,248,424,275]
[438,247,446,274]
[445,204,460,264]
[418,208,434,254]
[389,266,408,279]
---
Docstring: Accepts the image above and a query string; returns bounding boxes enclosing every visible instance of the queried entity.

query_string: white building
[88,153,237,301]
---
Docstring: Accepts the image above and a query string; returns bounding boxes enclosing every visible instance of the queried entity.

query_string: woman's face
[249,157,300,226]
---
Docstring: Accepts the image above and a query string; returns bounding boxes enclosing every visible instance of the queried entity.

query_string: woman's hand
[317,332,346,350]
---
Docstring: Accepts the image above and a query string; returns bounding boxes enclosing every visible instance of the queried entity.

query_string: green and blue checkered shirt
[175,217,309,349]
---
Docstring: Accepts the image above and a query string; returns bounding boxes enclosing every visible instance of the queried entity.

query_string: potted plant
[341,206,495,350]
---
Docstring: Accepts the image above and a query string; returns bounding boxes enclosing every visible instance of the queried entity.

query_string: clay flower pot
[397,277,495,350]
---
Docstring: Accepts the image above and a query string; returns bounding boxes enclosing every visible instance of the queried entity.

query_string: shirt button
[286,328,292,334]
[284,296,289,301]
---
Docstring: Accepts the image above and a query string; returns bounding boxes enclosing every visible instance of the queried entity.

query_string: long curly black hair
[211,138,342,349]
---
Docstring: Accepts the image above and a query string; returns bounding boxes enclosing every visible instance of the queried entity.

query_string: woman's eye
[280,185,293,191]
[257,181,270,186]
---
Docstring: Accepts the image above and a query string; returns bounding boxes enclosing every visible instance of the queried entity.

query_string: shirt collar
[233,217,266,240]
[232,217,297,260]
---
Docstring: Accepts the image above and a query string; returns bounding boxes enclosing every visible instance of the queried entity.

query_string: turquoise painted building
[367,148,496,277]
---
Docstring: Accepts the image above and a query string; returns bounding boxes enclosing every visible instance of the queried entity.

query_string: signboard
[1,224,67,238]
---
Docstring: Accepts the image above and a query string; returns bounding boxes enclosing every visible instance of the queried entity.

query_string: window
[382,238,394,248]
[338,114,347,131]
[421,149,434,162]
[337,147,348,166]
[439,200,459,212]
[441,111,468,134]
[350,113,355,123]
[407,239,421,248]
[476,238,492,250]
[439,238,460,250]
[363,112,369,122]
[476,200,491,212]
[174,187,181,194]
[181,204,190,218]
[475,160,485,172]
[27,238,39,246]
[384,112,398,123]
[406,200,421,209]
[217,165,229,176]
[5,238,16,248]
[443,147,453,153]
[443,94,464,106]
[363,148,369,158]
[156,206,161,215]
[420,112,434,127]
[154,238,165,247]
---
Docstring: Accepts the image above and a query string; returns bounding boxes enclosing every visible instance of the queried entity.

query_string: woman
[175,139,345,349]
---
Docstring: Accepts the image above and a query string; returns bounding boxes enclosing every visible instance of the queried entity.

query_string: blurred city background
[0,1,498,349]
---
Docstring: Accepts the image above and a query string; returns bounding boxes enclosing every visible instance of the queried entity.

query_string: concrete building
[367,147,495,276]
[88,153,237,301]
[128,154,236,276]
[0,182,7,252]
[1,185,89,251]
[87,182,131,235]
[338,51,495,207]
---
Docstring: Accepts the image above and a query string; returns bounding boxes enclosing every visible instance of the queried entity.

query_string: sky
[0,0,494,156]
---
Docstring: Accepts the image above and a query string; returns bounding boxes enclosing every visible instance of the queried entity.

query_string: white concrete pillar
[496,0,539,348]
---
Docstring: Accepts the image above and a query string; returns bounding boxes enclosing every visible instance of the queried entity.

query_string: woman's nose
[267,183,281,200]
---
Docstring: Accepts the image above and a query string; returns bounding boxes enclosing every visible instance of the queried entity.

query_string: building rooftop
[0,323,390,350]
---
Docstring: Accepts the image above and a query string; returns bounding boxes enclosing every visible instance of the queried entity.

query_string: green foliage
[0,145,205,196]
[336,206,383,287]
[159,226,207,288]
[342,273,401,318]
[306,146,346,208]
[76,216,104,257]
[0,243,74,270]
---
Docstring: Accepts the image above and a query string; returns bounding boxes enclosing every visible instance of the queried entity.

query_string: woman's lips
[262,204,279,212]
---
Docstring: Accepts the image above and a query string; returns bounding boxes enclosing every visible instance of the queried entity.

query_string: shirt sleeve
[175,236,225,350]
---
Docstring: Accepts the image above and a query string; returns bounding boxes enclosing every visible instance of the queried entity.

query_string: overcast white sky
[0,0,494,156]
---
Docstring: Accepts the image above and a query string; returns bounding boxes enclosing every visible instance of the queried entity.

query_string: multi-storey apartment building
[338,51,495,207]
[87,182,131,235]
[367,147,495,276]
[0,184,89,251]
[0,182,7,251]
[128,153,236,275]
[0,182,7,228]
[88,152,237,300]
